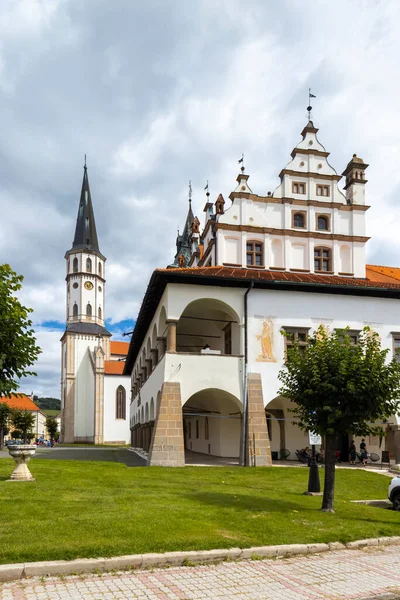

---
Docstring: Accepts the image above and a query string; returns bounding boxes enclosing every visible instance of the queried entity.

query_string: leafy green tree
[0,264,41,397]
[278,326,400,512]
[0,402,11,450]
[10,409,36,444]
[46,417,58,444]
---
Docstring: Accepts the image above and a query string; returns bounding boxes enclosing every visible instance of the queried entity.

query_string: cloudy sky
[1,0,400,398]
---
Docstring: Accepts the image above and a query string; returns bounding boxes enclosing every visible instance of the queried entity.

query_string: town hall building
[124,117,400,466]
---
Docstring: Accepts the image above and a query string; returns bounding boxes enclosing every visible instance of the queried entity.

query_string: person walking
[360,438,368,466]
[349,440,357,465]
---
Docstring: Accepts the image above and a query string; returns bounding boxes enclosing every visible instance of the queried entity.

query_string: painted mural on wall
[256,318,276,362]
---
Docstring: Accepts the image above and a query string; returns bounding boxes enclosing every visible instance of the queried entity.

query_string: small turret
[342,154,368,205]
[215,193,225,215]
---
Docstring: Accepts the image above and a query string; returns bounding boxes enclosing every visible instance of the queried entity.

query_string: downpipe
[241,281,254,466]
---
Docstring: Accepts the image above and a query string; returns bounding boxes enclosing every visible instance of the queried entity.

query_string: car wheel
[393,493,400,511]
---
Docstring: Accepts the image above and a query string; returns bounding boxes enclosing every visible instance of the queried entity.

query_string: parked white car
[388,476,400,511]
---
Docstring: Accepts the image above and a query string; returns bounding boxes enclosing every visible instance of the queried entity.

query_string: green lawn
[0,458,398,565]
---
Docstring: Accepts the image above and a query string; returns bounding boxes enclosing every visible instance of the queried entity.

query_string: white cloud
[2,0,400,397]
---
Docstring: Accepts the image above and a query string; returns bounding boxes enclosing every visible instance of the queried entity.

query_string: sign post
[307,431,321,493]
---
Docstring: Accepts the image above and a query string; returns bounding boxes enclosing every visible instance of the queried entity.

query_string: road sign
[308,431,322,446]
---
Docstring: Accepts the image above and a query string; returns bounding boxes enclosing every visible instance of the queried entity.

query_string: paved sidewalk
[2,545,400,599]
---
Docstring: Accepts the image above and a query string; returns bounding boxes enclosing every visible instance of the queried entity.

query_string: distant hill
[34,397,61,411]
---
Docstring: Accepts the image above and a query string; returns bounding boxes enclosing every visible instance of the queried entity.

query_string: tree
[278,326,400,512]
[0,402,11,450]
[0,264,41,397]
[46,417,58,445]
[10,409,36,444]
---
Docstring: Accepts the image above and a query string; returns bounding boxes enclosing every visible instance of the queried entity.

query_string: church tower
[60,164,111,444]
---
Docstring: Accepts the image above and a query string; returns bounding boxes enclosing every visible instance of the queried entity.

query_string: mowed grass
[0,458,398,565]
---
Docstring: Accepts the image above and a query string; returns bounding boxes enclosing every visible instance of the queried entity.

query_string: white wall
[74,337,95,439]
[104,374,131,443]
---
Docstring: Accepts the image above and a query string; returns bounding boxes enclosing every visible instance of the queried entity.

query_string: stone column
[63,335,76,443]
[147,381,184,466]
[166,321,178,353]
[245,373,272,466]
[386,424,400,463]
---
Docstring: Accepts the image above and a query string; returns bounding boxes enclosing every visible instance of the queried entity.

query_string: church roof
[65,322,112,336]
[110,341,130,356]
[104,360,125,375]
[71,165,100,253]
[124,264,400,374]
[169,200,194,268]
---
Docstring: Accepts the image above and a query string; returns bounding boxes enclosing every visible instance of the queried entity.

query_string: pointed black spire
[72,162,100,252]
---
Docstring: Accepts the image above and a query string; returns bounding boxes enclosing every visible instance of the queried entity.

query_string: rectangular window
[246,241,264,267]
[292,182,306,195]
[336,329,360,345]
[314,247,332,272]
[224,323,232,355]
[282,327,310,360]
[316,185,330,197]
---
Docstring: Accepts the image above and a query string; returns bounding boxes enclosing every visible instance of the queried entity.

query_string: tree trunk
[0,426,3,451]
[322,433,336,512]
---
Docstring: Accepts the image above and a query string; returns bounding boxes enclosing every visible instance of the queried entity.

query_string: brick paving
[1,546,400,599]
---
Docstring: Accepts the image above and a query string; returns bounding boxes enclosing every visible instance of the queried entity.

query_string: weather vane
[238,153,245,173]
[307,88,316,121]
[84,154,87,168]
[188,180,192,204]
[204,180,210,199]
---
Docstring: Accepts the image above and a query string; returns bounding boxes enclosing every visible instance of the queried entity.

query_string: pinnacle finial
[238,153,245,173]
[307,88,316,122]
[188,180,192,204]
[84,154,87,169]
[204,180,210,198]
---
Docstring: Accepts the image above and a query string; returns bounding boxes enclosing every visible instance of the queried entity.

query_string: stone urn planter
[7,444,36,481]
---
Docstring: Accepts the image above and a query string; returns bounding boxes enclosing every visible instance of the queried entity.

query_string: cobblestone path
[1,546,400,599]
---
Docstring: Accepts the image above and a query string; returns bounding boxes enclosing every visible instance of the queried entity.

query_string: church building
[124,117,400,466]
[60,165,130,444]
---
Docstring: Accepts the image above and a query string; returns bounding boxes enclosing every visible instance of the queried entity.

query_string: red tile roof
[366,265,400,283]
[110,341,130,356]
[104,360,125,375]
[0,394,41,412]
[156,265,400,290]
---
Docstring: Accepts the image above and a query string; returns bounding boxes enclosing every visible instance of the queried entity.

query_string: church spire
[72,162,100,252]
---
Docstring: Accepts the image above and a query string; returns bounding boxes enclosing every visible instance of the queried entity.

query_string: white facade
[126,117,400,465]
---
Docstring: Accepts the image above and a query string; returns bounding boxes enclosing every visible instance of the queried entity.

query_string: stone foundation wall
[246,373,272,466]
[147,382,185,467]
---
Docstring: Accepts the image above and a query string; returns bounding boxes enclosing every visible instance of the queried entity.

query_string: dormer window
[316,185,330,197]
[246,241,264,267]
[317,215,329,231]
[293,212,305,228]
[292,182,306,195]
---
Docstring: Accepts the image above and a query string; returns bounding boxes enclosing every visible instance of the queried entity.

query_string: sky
[1,0,400,398]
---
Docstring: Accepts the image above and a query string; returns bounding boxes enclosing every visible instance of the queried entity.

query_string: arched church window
[73,257,78,273]
[317,215,329,231]
[73,303,78,318]
[86,258,92,273]
[293,213,305,228]
[98,306,102,320]
[98,263,102,277]
[68,259,71,273]
[86,303,92,318]
[116,386,126,420]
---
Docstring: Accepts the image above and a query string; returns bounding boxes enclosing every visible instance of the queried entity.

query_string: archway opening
[183,388,241,465]
[177,298,240,355]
